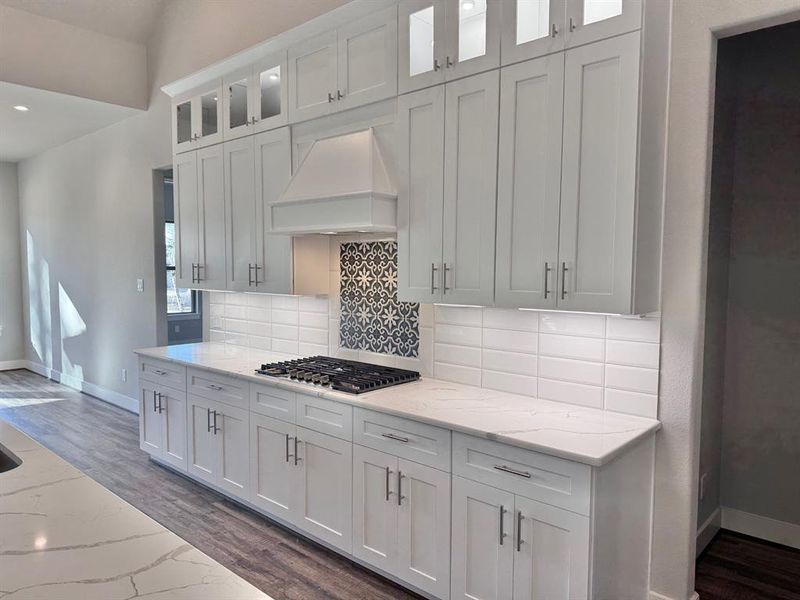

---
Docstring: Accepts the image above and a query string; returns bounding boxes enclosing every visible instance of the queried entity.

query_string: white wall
[15,0,349,408]
[0,162,23,365]
[654,1,800,599]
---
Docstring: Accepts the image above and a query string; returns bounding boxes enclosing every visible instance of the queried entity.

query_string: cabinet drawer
[354,408,451,471]
[250,383,296,422]
[139,358,186,391]
[453,433,591,515]
[296,394,352,441]
[188,368,248,408]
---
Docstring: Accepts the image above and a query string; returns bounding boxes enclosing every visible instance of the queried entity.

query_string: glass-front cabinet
[171,82,223,154]
[502,0,641,64]
[399,0,500,94]
[222,51,289,140]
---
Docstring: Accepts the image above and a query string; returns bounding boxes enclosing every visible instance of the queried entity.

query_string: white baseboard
[722,506,800,550]
[649,591,699,600]
[0,360,27,371]
[696,507,721,555]
[23,360,138,414]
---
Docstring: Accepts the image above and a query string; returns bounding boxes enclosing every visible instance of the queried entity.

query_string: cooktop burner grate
[255,356,420,394]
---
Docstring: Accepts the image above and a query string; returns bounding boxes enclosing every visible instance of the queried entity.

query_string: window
[164,179,196,314]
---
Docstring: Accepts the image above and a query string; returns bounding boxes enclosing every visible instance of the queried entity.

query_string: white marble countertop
[0,419,271,600]
[135,342,660,467]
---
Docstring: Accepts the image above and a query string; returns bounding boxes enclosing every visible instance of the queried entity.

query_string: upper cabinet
[501,0,641,65]
[399,0,501,94]
[289,7,398,122]
[171,82,224,154]
[222,51,289,141]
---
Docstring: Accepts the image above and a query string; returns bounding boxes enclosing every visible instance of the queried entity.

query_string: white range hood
[269,128,397,235]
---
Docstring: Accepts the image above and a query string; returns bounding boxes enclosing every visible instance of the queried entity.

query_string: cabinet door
[399,0,447,94]
[216,403,249,498]
[565,0,641,48]
[444,0,501,80]
[192,85,223,149]
[558,32,640,313]
[442,70,499,306]
[451,476,514,600]
[187,395,218,485]
[397,459,451,599]
[223,67,254,141]
[250,414,296,521]
[495,55,564,309]
[160,387,188,471]
[336,6,398,112]
[353,445,398,574]
[512,495,590,600]
[139,382,163,457]
[397,85,445,303]
[254,128,293,294]
[293,427,353,553]
[224,137,257,292]
[252,51,289,133]
[173,152,198,289]
[288,30,338,123]
[196,144,227,290]
[172,97,194,154]
[502,0,566,65]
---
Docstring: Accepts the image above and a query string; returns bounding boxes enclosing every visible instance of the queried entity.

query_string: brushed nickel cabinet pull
[431,263,438,294]
[569,16,577,32]
[381,432,409,443]
[561,262,569,300]
[328,92,335,103]
[397,471,405,506]
[153,391,158,413]
[285,434,293,463]
[499,505,508,545]
[385,466,392,501]
[433,58,441,71]
[516,510,524,552]
[248,263,254,286]
[206,407,213,433]
[207,383,223,391]
[494,464,532,479]
[446,56,454,68]
[544,262,552,299]
[337,90,344,100]
[294,437,300,465]
[443,263,451,292]
[551,23,559,37]
[156,393,164,414]
[253,264,261,286]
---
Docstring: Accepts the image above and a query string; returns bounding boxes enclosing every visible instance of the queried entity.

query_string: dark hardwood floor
[696,529,800,600]
[0,369,421,600]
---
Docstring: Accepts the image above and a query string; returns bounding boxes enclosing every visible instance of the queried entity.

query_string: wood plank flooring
[696,530,800,600]
[0,369,422,600]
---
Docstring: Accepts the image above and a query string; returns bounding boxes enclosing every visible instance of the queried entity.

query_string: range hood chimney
[269,128,397,235]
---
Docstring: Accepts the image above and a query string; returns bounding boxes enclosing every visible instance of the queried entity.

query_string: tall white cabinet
[398,70,499,305]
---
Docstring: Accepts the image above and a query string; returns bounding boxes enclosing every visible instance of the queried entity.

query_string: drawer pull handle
[285,434,294,463]
[207,384,224,391]
[494,464,532,479]
[153,369,167,376]
[381,432,409,443]
[385,466,393,501]
[499,505,508,545]
[516,510,524,552]
[397,471,405,506]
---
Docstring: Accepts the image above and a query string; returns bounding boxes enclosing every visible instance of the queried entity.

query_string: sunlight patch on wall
[26,230,52,367]
[58,283,86,382]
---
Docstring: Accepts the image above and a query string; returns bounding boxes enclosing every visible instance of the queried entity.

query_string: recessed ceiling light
[462,0,475,10]
[269,73,279,81]
[13,105,29,112]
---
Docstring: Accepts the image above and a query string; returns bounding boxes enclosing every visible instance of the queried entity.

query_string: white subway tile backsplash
[299,342,328,356]
[435,323,482,347]
[299,311,328,330]
[223,304,246,319]
[482,328,538,353]
[539,333,604,362]
[272,309,299,326]
[481,349,537,377]
[434,362,482,387]
[225,293,248,306]
[606,316,661,342]
[539,312,606,337]
[224,318,250,334]
[434,305,483,327]
[271,323,299,341]
[248,322,271,338]
[271,295,299,310]
[538,356,604,386]
[299,327,328,346]
[604,388,658,418]
[538,378,604,409]
[209,303,224,317]
[482,370,537,397]
[605,364,659,394]
[209,329,226,342]
[246,294,271,309]
[272,338,299,354]
[248,335,271,351]
[245,307,270,323]
[483,308,538,332]
[417,327,434,376]
[605,339,660,368]
[299,296,329,313]
[434,343,481,367]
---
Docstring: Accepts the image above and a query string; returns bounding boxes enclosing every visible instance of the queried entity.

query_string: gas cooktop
[255,356,420,394]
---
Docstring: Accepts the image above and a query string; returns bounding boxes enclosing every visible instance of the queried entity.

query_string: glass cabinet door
[445,0,500,78]
[502,0,566,65]
[565,0,641,47]
[252,52,289,132]
[200,91,219,138]
[175,100,193,146]
[399,0,446,94]
[226,76,250,135]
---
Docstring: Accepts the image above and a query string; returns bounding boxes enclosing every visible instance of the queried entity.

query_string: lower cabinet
[187,395,249,497]
[353,445,451,599]
[139,381,187,471]
[451,476,590,600]
[250,414,353,553]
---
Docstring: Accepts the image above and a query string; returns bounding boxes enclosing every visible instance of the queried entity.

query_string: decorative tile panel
[339,241,420,357]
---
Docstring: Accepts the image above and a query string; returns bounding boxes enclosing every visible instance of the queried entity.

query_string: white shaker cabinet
[139,381,164,458]
[139,382,188,472]
[174,146,226,290]
[398,70,499,305]
[171,82,224,154]
[187,395,219,485]
[289,7,397,122]
[557,31,640,313]
[494,54,564,309]
[223,136,257,292]
[353,445,451,599]
[249,413,296,522]
[565,0,642,48]
[399,0,501,94]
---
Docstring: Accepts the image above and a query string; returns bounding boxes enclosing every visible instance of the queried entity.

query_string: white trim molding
[649,591,700,600]
[21,361,138,414]
[696,507,721,556]
[722,507,800,550]
[0,360,27,371]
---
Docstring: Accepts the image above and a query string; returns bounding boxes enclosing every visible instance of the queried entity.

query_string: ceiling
[0,82,140,162]
[0,0,165,44]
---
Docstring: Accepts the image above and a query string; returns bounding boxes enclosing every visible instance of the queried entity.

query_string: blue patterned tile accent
[339,241,419,358]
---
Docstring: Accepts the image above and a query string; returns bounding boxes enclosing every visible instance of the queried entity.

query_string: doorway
[696,19,800,600]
